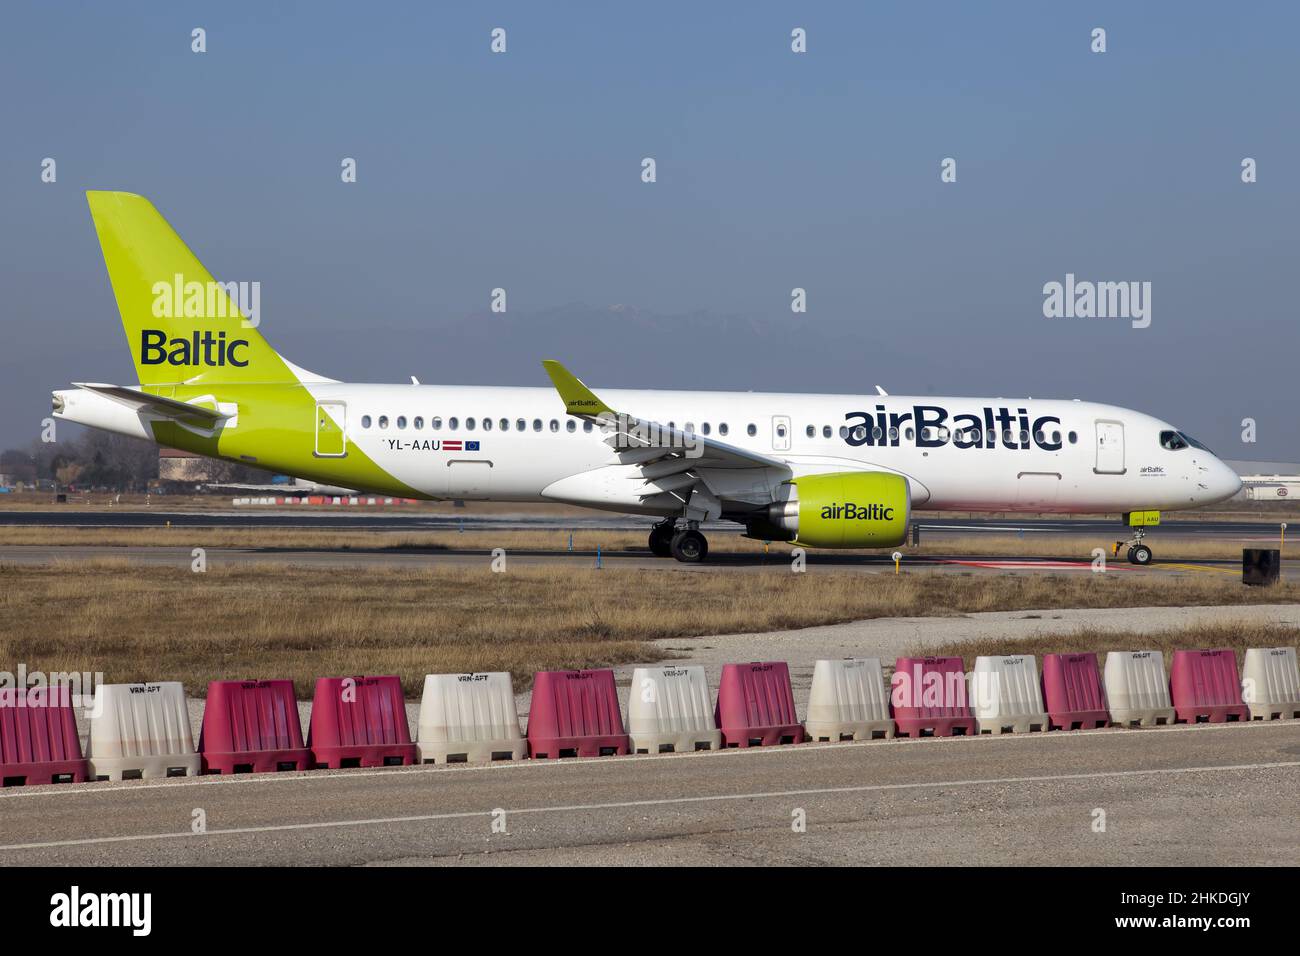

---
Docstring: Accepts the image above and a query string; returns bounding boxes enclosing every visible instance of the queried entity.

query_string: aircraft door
[1094,420,1125,474]
[315,401,347,458]
[772,415,792,452]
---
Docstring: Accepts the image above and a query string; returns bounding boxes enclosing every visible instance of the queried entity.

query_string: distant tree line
[0,431,271,491]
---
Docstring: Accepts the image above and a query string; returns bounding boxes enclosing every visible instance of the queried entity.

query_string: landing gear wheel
[648,524,674,558]
[670,529,709,563]
[1129,544,1153,566]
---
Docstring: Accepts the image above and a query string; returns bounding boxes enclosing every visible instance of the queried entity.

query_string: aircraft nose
[1204,459,1243,503]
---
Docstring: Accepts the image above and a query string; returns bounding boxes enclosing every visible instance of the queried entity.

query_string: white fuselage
[305,383,1243,516]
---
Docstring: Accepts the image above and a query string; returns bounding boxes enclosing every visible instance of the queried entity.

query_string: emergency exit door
[772,416,791,452]
[1094,420,1125,474]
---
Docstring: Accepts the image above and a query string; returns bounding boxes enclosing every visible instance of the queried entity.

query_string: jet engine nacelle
[764,471,911,549]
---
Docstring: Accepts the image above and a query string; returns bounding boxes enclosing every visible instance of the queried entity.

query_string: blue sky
[1,1,1296,457]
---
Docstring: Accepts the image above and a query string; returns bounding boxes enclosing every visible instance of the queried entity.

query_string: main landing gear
[1114,528,1153,566]
[648,520,709,563]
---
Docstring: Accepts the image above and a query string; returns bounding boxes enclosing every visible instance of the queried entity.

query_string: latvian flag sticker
[443,440,463,451]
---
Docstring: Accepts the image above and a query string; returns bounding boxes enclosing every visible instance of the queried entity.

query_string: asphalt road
[1,721,1295,866]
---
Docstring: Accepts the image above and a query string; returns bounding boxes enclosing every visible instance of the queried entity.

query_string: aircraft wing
[541,360,792,519]
[70,383,230,428]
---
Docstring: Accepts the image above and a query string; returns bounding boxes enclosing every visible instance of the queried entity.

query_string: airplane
[52,191,1243,564]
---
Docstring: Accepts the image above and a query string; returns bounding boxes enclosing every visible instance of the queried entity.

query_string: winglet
[542,360,615,417]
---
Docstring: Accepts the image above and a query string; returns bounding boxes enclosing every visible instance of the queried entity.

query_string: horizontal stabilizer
[71,383,229,428]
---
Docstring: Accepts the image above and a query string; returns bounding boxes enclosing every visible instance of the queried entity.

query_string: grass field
[2,560,1298,696]
[912,620,1300,672]
[0,526,1289,562]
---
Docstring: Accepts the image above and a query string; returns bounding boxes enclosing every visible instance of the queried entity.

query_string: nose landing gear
[1114,528,1153,565]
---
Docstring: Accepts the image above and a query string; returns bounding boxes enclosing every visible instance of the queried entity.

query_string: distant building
[158,448,216,482]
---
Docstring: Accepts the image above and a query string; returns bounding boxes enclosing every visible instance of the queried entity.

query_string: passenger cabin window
[397,416,407,429]
[566,420,576,432]
[806,425,815,438]
[823,425,832,439]
[1068,431,1078,444]
[414,416,423,429]
[549,419,559,432]
[466,418,476,430]
[500,418,508,431]
[378,415,389,429]
[361,415,372,429]
[432,417,442,430]
[718,423,729,436]
[747,424,757,437]
[517,419,526,431]
[532,419,542,432]
[583,421,593,432]
[449,417,459,430]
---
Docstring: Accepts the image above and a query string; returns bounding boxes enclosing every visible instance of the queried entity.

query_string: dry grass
[911,620,1300,672]
[0,526,1289,562]
[1,560,1298,697]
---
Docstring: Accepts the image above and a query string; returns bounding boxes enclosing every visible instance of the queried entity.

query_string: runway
[0,509,1286,538]
[1,721,1295,866]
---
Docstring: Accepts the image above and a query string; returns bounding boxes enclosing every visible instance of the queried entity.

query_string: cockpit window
[1160,430,1187,451]
[1179,431,1214,453]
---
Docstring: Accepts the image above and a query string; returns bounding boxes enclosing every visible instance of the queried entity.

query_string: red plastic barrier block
[1041,653,1110,730]
[715,662,804,747]
[1170,649,1250,723]
[0,686,88,786]
[199,680,311,774]
[527,669,630,758]
[890,657,977,737]
[308,675,416,769]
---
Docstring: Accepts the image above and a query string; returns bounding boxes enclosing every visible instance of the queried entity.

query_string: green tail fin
[86,191,298,386]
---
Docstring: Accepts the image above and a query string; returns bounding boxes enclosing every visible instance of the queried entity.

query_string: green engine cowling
[765,471,911,549]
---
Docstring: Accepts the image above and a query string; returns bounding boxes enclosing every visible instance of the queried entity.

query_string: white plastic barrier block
[1242,646,1300,721]
[1103,650,1175,727]
[805,658,894,741]
[86,681,201,781]
[417,672,526,763]
[970,656,1049,734]
[628,665,722,753]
